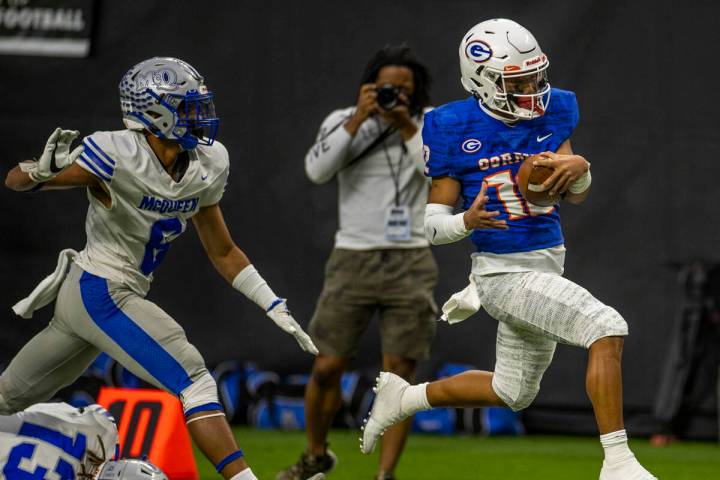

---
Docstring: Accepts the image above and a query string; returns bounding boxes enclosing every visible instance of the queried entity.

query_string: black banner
[0,0,93,57]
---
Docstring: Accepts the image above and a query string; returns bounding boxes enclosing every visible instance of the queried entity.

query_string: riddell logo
[524,54,546,67]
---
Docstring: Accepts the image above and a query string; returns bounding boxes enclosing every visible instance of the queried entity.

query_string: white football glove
[266,299,319,355]
[20,128,83,183]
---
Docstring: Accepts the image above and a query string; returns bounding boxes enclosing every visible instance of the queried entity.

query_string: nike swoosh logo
[201,173,208,181]
[536,133,553,142]
[49,149,64,173]
[433,227,438,240]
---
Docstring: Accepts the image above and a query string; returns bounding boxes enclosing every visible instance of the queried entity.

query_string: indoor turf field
[193,428,720,479]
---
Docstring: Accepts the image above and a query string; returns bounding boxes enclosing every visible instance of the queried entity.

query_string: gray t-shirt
[305,107,430,250]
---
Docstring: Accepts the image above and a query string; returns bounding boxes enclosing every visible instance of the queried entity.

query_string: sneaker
[360,372,411,454]
[275,449,337,480]
[599,455,657,480]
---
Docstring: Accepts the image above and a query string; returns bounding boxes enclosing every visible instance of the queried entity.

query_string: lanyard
[375,118,406,207]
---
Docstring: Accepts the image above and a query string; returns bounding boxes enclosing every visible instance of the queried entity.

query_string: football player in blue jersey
[360,19,656,480]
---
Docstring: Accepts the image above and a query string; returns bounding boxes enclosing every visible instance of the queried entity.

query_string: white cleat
[600,456,657,480]
[307,475,326,480]
[359,372,411,454]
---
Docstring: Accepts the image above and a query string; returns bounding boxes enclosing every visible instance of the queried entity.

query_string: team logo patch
[465,40,493,63]
[461,138,482,153]
[134,68,180,92]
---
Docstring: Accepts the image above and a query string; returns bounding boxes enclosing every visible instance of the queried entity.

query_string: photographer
[277,46,436,480]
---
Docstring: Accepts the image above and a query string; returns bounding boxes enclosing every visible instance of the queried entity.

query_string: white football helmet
[95,459,168,480]
[119,57,219,150]
[459,18,551,120]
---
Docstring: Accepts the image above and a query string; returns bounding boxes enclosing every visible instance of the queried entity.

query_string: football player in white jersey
[3,57,322,480]
[0,402,169,479]
[0,403,118,479]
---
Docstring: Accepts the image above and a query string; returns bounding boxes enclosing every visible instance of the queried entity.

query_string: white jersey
[0,403,118,479]
[73,130,229,296]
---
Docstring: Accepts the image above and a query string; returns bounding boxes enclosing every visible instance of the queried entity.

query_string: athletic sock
[600,429,634,465]
[400,382,431,415]
[230,468,257,480]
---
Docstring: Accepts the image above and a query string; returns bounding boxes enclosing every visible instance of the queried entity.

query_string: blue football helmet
[119,57,219,150]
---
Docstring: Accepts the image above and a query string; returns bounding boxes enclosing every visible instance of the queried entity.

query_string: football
[516,154,560,207]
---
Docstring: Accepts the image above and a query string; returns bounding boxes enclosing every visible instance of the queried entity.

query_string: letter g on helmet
[119,57,219,150]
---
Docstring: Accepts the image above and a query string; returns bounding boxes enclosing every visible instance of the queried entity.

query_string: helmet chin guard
[459,18,551,121]
[119,57,219,150]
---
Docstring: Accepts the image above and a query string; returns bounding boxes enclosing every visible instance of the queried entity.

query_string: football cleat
[275,449,337,480]
[599,456,657,480]
[359,372,411,454]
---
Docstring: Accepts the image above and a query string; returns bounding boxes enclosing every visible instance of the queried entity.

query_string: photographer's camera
[376,84,400,110]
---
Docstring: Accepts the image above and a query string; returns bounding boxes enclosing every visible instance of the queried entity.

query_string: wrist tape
[568,170,592,194]
[232,265,277,311]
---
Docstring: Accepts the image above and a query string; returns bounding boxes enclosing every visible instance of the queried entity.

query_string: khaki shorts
[309,247,438,360]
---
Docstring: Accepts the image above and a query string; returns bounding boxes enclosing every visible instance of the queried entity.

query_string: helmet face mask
[459,18,551,121]
[170,91,219,146]
[119,57,220,150]
[488,64,551,119]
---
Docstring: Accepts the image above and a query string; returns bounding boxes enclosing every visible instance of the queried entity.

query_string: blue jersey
[423,88,579,254]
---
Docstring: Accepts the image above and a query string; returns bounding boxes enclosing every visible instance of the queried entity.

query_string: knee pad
[178,372,222,416]
[492,374,541,412]
[584,306,629,348]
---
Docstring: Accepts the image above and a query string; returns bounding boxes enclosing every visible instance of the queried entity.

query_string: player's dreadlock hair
[358,44,432,116]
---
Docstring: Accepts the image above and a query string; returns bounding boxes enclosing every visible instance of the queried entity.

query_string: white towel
[12,249,78,319]
[440,275,481,324]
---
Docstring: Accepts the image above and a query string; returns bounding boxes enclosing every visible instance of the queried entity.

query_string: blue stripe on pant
[78,271,193,395]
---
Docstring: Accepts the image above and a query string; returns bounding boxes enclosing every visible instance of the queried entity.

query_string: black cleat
[276,449,337,480]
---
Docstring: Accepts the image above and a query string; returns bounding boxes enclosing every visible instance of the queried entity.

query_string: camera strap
[315,111,397,171]
[344,125,397,169]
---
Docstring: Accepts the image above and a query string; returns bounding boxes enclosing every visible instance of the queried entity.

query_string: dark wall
[2,0,718,425]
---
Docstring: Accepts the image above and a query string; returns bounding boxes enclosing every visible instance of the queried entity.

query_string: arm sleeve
[422,110,454,178]
[304,110,354,184]
[424,203,471,245]
[75,132,116,184]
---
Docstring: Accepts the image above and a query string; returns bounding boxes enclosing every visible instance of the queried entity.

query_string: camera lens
[376,84,399,110]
